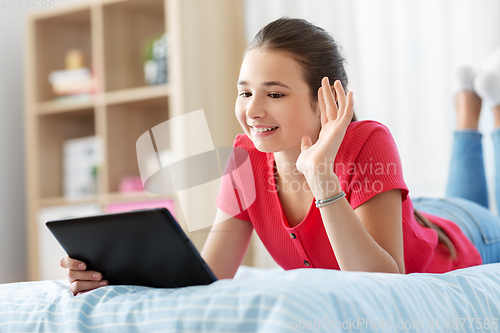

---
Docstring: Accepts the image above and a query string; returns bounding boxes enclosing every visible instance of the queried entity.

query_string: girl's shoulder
[346,119,392,135]
[344,119,396,145]
[339,120,400,163]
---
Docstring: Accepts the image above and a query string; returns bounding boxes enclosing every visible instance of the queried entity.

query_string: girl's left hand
[296,77,353,183]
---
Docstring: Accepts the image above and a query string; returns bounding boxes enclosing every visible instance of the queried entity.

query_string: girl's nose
[246,97,266,119]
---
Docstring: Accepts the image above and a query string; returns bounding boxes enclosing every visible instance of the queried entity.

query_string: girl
[62,17,499,296]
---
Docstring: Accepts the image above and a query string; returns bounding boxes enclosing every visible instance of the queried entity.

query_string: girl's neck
[273,131,320,182]
[273,149,313,197]
[273,148,304,182]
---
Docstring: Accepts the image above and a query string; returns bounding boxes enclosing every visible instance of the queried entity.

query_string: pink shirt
[216,120,482,273]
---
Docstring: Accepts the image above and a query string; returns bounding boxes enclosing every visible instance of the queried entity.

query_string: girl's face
[235,49,321,154]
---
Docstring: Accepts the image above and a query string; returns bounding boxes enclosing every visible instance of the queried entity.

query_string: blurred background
[0,0,499,283]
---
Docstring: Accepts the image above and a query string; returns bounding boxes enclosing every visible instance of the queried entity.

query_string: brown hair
[414,209,457,260]
[246,17,357,121]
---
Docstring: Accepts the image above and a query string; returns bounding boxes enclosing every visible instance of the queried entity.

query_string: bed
[1,264,500,332]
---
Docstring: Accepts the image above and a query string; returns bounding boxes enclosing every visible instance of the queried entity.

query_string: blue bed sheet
[1,264,500,332]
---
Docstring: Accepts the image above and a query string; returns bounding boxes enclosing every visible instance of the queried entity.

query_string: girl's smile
[248,125,279,136]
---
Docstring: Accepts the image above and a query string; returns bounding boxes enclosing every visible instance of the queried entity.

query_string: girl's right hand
[60,255,108,296]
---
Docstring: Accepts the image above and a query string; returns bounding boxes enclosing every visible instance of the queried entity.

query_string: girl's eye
[269,93,284,99]
[238,92,284,98]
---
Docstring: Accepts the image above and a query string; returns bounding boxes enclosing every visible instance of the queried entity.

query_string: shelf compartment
[37,108,96,199]
[38,195,101,208]
[102,0,166,92]
[34,8,92,103]
[37,97,95,115]
[105,83,169,105]
[105,191,171,202]
[106,96,169,193]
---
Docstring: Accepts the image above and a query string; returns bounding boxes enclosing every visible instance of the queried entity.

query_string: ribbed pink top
[216,120,482,273]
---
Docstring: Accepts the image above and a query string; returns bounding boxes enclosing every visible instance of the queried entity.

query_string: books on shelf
[48,68,95,96]
[63,136,103,199]
[51,93,93,105]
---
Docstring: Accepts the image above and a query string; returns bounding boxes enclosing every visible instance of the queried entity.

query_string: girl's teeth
[253,127,277,133]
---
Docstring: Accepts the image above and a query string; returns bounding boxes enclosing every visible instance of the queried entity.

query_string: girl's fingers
[318,77,352,125]
[301,135,313,152]
[341,92,354,123]
[70,280,108,296]
[68,269,103,284]
[317,87,327,127]
[334,80,347,120]
[61,256,86,270]
[322,77,338,121]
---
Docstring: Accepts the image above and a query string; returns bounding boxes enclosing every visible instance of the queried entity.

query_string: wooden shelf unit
[25,0,248,280]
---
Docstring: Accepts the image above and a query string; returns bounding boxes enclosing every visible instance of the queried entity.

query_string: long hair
[414,209,457,260]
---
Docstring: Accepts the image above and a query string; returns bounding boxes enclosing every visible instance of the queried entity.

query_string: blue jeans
[412,130,500,264]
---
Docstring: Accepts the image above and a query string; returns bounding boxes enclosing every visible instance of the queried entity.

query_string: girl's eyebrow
[237,80,290,89]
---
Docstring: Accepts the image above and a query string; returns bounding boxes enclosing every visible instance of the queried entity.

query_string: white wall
[0,9,27,282]
[0,0,89,283]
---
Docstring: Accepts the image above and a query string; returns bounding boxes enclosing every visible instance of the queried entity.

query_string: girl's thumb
[301,136,313,152]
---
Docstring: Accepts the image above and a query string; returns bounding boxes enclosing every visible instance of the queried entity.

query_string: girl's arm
[354,188,405,273]
[201,209,254,280]
[297,78,404,274]
[313,179,404,273]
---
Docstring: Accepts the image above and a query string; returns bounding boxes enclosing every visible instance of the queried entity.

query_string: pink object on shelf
[105,199,175,218]
[119,176,144,193]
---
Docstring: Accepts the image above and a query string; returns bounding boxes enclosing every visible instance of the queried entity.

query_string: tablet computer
[46,208,217,288]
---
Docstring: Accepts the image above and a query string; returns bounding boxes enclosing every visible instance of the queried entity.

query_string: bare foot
[455,91,482,130]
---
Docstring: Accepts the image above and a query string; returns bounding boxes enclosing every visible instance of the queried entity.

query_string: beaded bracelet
[315,191,346,208]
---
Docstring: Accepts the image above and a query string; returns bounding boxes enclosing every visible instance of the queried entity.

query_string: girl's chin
[246,133,300,154]
[247,138,280,153]
[251,142,279,153]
